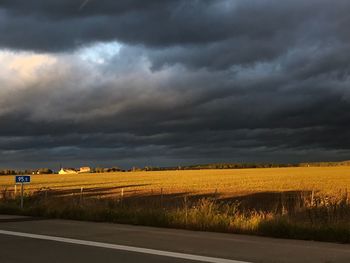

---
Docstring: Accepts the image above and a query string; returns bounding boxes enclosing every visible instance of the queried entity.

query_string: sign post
[15,176,31,209]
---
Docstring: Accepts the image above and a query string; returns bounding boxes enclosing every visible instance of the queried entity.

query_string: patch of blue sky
[78,41,122,64]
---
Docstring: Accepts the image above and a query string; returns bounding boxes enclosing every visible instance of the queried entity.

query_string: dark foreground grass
[1,190,350,243]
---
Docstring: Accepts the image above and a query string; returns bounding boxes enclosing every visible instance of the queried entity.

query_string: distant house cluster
[32,168,53,175]
[59,167,91,174]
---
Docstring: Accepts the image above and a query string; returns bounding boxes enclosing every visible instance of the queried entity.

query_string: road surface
[0,214,349,263]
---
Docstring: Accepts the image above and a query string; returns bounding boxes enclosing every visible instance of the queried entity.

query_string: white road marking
[0,229,250,263]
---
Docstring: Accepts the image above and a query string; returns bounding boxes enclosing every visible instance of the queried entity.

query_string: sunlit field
[2,166,350,243]
[1,167,350,198]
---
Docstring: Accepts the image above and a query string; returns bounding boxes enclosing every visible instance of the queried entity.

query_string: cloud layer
[0,0,350,168]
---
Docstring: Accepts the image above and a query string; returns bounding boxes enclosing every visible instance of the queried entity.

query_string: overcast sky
[1,0,350,169]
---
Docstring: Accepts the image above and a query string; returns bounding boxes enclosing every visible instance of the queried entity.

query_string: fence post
[311,189,315,206]
[280,192,285,215]
[80,187,84,205]
[160,188,163,208]
[345,188,349,205]
[20,183,24,209]
[184,195,188,226]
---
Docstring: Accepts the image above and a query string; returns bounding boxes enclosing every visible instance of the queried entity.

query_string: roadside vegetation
[1,167,350,243]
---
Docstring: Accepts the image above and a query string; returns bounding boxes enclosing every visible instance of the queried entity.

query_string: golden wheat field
[1,167,350,198]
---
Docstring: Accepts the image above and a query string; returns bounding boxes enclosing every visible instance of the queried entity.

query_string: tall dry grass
[1,184,350,243]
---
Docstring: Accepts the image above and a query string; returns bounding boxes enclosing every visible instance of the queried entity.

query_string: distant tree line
[93,167,124,173]
[134,161,350,171]
[0,168,53,175]
[299,161,350,167]
[0,167,125,176]
[1,160,350,176]
[131,163,298,171]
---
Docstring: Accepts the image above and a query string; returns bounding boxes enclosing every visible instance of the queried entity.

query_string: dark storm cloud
[1,0,350,168]
[0,0,344,53]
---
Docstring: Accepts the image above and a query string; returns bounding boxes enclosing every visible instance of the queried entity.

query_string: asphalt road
[0,215,349,263]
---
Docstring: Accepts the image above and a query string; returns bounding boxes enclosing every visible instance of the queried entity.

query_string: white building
[79,167,91,173]
[58,168,78,175]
